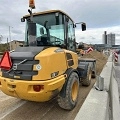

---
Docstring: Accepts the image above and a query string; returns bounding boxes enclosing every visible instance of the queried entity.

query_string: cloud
[116,34,120,37]
[80,37,85,39]
[75,25,120,44]
[0,0,120,44]
[12,29,23,35]
[90,36,96,39]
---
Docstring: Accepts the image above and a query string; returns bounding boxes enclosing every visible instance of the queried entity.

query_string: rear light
[33,85,44,92]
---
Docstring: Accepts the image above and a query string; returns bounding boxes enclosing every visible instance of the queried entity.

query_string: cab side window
[67,19,75,51]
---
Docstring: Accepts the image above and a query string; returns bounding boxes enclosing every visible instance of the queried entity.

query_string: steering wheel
[55,40,61,45]
[50,40,61,45]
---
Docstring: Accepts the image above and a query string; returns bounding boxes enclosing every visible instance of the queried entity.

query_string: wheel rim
[71,81,79,101]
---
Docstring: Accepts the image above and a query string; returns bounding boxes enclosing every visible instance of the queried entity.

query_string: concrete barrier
[75,89,109,120]
[75,54,120,120]
[110,65,120,120]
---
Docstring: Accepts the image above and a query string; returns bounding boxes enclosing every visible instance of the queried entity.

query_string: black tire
[58,72,79,110]
[92,62,96,78]
[82,66,92,86]
[91,69,96,78]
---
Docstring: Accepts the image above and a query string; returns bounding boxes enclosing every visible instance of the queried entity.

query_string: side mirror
[81,23,86,31]
[55,12,59,25]
[28,22,36,35]
[74,22,86,31]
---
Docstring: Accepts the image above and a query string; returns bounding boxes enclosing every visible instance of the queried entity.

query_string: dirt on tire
[58,72,79,110]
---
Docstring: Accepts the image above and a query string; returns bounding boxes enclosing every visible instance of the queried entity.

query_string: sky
[0,0,120,44]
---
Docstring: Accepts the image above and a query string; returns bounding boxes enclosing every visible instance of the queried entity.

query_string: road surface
[0,78,96,120]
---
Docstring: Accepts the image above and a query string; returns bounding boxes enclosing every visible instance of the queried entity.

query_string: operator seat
[36,27,48,46]
[40,36,48,45]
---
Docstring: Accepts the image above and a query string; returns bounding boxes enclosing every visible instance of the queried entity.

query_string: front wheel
[58,72,79,110]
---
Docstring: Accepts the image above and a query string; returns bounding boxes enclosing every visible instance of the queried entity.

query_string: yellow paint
[23,10,74,22]
[0,71,2,76]
[76,49,85,55]
[64,49,78,69]
[0,75,66,102]
[33,47,67,80]
[71,81,79,101]
[0,47,78,102]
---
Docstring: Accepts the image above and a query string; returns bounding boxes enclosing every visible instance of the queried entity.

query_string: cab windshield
[25,12,65,47]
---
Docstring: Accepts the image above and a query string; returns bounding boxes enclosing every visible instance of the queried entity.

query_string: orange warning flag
[29,0,35,9]
[0,51,12,70]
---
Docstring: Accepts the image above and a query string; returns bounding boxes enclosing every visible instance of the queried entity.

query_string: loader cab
[22,10,85,52]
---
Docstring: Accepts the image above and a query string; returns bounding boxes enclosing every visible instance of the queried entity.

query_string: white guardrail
[75,54,120,120]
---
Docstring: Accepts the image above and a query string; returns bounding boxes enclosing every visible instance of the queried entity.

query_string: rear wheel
[58,72,79,110]
[82,66,92,86]
[92,70,96,78]
[92,63,96,78]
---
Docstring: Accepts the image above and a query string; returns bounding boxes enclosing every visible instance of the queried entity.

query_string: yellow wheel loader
[0,5,96,110]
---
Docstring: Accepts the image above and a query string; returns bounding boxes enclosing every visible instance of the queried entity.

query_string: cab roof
[23,9,74,22]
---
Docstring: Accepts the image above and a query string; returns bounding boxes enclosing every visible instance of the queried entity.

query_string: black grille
[1,58,39,80]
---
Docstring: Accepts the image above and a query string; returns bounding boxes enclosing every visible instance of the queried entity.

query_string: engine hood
[10,46,46,60]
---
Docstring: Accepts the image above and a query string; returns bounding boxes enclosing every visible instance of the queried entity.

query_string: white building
[107,33,115,45]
